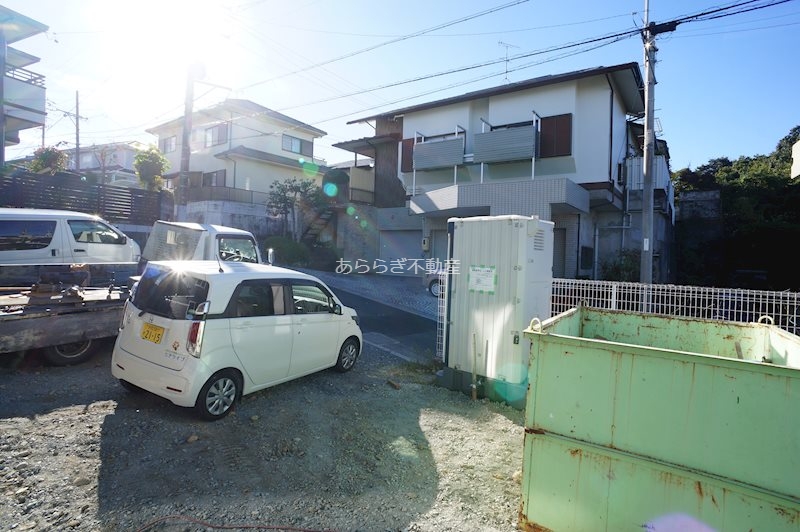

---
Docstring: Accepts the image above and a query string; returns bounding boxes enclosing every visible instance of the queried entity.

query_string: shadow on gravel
[93,351,496,531]
[0,340,121,419]
[0,344,521,530]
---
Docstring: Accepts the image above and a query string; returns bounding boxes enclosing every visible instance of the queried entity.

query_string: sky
[2,0,798,171]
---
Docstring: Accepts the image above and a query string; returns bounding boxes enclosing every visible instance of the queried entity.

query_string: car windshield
[132,265,210,319]
[218,236,259,263]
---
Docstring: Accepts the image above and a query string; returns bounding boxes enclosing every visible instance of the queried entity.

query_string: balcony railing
[473,125,535,163]
[185,185,375,206]
[5,67,46,87]
[413,137,465,170]
[625,155,671,191]
[186,186,270,205]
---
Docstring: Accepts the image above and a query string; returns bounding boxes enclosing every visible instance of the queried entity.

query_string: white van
[111,260,362,420]
[141,220,263,265]
[0,208,141,264]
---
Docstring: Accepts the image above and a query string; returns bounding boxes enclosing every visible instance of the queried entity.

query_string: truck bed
[0,286,129,356]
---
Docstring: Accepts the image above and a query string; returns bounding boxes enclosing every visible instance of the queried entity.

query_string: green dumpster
[520,306,800,531]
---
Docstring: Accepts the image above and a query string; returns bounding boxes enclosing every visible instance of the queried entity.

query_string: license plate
[141,323,165,344]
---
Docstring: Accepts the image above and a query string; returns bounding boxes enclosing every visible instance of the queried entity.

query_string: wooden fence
[0,169,172,225]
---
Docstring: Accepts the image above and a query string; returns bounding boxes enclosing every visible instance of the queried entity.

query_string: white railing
[435,277,800,360]
[625,154,675,222]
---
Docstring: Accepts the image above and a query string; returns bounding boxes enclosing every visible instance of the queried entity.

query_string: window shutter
[401,138,414,172]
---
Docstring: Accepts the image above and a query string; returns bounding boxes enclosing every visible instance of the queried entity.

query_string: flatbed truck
[0,264,133,366]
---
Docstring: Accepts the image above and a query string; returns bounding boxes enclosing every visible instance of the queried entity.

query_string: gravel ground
[0,341,525,532]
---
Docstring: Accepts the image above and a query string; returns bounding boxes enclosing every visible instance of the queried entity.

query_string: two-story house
[63,141,149,188]
[1,6,48,165]
[147,99,330,238]
[335,62,674,283]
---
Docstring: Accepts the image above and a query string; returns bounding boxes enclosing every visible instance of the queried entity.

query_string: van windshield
[133,265,210,319]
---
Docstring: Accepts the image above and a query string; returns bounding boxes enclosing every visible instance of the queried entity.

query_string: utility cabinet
[436,215,554,407]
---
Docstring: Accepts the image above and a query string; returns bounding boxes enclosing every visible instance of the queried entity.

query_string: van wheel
[43,340,97,366]
[195,370,241,421]
[334,338,360,373]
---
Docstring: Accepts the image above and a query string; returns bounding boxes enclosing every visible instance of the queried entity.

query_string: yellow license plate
[141,323,165,344]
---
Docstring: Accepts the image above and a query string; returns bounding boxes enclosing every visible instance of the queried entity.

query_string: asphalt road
[333,289,438,365]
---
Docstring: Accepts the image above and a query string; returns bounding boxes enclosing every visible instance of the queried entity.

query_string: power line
[288,0,795,129]
[240,0,530,90]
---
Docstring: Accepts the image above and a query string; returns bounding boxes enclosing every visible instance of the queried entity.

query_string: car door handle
[74,248,87,253]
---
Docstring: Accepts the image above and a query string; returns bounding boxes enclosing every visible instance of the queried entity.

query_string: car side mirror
[267,248,275,265]
[332,303,342,315]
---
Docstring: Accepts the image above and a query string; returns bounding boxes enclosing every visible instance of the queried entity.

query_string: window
[282,134,313,157]
[539,114,572,158]
[0,220,56,251]
[232,281,284,317]
[159,136,177,153]
[132,266,209,320]
[218,236,259,263]
[291,282,333,314]
[67,220,125,245]
[202,170,226,187]
[204,123,228,147]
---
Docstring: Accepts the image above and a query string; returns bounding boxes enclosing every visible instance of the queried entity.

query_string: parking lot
[0,338,524,531]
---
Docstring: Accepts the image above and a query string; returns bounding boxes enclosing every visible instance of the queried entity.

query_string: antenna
[498,41,519,83]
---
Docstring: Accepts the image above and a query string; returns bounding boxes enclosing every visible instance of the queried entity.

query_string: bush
[600,248,640,282]
[308,242,343,271]
[262,236,309,267]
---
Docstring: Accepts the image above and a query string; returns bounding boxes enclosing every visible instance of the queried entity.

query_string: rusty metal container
[520,306,800,531]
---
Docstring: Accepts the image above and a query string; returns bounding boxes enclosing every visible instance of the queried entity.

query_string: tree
[266,177,327,241]
[134,146,170,191]
[27,146,68,175]
[673,124,800,290]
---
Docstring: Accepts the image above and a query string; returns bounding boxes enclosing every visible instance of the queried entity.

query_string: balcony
[625,155,675,221]
[413,137,465,170]
[473,125,536,163]
[3,67,46,136]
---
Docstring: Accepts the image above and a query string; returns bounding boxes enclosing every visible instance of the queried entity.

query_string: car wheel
[194,370,241,421]
[43,340,97,366]
[334,338,360,373]
[428,279,443,298]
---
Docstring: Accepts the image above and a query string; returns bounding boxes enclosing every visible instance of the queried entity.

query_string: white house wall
[151,108,323,193]
[401,76,632,189]
[487,82,576,127]
[403,105,472,142]
[575,77,615,181]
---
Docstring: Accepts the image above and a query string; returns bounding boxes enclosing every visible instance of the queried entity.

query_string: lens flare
[346,206,356,216]
[323,183,338,197]
[301,161,319,177]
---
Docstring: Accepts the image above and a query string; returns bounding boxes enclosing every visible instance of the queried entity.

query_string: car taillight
[186,320,205,357]
[118,300,129,330]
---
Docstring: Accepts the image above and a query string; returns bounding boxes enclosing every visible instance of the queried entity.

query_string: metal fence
[551,279,800,336]
[435,277,800,360]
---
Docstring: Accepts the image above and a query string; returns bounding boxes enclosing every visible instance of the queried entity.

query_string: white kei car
[111,260,362,420]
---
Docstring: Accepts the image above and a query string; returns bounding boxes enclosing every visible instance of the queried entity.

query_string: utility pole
[639,1,677,286]
[75,91,81,173]
[0,28,6,169]
[640,0,655,285]
[62,92,87,173]
[179,63,206,208]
